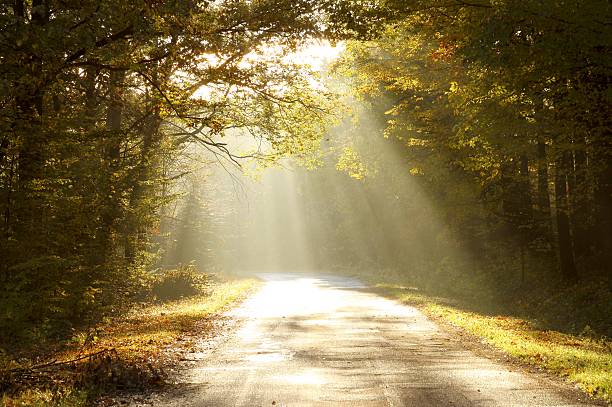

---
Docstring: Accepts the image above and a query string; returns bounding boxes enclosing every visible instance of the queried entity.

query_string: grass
[375,284,612,403]
[92,278,258,356]
[1,278,259,406]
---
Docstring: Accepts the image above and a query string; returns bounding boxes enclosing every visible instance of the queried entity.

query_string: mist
[162,100,466,289]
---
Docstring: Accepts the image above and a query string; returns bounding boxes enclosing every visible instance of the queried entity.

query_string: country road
[141,274,597,407]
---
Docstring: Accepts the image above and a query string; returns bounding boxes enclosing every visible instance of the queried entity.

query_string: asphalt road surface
[144,273,597,407]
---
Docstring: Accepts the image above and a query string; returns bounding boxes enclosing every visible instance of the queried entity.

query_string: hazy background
[160,100,465,286]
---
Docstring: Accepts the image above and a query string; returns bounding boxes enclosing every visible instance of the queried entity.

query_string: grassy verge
[374,284,612,403]
[1,278,259,406]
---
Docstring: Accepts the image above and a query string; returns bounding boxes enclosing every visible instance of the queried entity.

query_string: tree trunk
[593,153,612,273]
[555,151,578,282]
[13,0,24,17]
[572,137,592,259]
[84,66,99,128]
[95,69,126,265]
[518,153,533,223]
[500,158,518,223]
[124,108,162,262]
[536,141,551,227]
[15,0,47,237]
[123,60,167,263]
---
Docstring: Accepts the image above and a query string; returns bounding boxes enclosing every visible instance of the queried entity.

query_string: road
[144,273,597,407]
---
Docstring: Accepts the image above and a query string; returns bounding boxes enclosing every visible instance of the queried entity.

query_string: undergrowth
[0,277,258,406]
[372,283,612,403]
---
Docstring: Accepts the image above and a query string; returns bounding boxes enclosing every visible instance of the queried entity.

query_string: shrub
[151,265,209,301]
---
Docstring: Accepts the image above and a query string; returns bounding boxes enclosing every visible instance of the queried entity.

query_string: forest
[0,0,611,404]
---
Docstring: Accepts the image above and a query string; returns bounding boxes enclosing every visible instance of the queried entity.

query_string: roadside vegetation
[366,277,612,403]
[0,271,258,406]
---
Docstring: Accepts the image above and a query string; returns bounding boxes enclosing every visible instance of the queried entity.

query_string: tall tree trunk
[593,152,612,273]
[124,107,162,262]
[13,0,24,17]
[572,137,591,259]
[536,141,551,227]
[500,158,518,223]
[555,151,578,281]
[2,158,15,240]
[84,66,99,128]
[95,69,126,265]
[518,153,533,223]
[0,133,8,168]
[15,0,48,238]
[123,59,168,263]
[501,152,533,258]
[29,0,46,116]
[15,0,46,182]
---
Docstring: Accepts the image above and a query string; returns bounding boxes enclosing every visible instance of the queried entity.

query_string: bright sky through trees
[193,40,344,100]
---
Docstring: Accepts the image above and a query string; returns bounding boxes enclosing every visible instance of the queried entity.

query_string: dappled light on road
[147,274,594,407]
[276,370,327,385]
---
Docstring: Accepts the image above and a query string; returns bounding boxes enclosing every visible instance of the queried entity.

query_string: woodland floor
[0,278,258,406]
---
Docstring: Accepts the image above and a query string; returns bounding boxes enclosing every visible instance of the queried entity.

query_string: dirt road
[143,273,596,406]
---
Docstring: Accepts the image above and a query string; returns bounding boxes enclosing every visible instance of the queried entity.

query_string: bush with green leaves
[150,265,209,302]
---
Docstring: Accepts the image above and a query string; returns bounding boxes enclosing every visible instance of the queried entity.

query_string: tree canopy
[1,0,610,351]
[0,0,376,344]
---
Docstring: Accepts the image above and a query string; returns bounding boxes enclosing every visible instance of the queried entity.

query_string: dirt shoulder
[368,284,611,405]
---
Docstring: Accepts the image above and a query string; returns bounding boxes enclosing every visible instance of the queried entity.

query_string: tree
[0,0,376,345]
[334,0,611,287]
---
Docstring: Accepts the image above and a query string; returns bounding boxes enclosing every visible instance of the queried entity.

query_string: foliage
[336,146,370,180]
[151,265,209,302]
[0,278,257,406]
[0,0,368,352]
[331,0,612,295]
